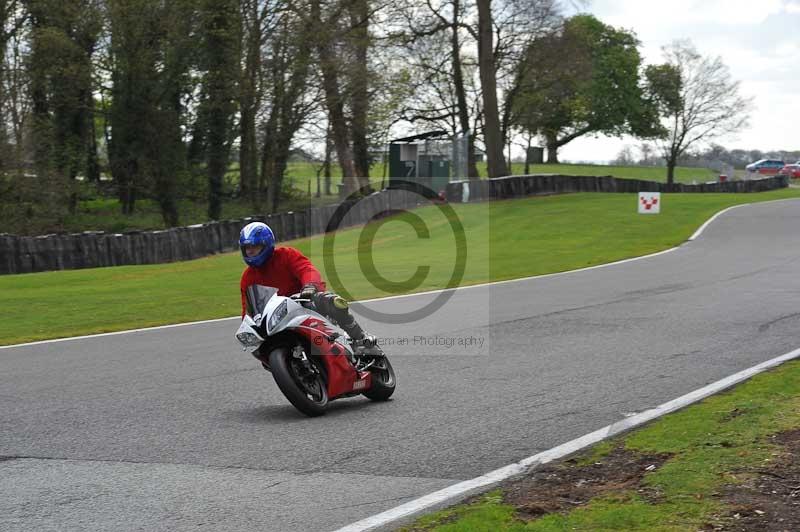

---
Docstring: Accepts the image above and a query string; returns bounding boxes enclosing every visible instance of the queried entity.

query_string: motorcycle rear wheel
[268,347,328,417]
[362,356,396,402]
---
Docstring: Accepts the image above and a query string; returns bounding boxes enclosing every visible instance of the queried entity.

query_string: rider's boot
[316,292,383,357]
[341,318,382,358]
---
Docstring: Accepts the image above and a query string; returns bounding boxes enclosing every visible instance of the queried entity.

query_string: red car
[778,163,800,178]
[746,159,785,174]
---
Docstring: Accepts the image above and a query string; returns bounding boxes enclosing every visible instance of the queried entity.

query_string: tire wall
[1,175,787,274]
[0,188,422,275]
[444,174,788,203]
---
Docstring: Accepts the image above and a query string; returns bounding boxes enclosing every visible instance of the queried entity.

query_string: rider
[238,221,376,349]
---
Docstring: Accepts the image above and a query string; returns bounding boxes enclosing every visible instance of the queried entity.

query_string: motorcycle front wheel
[362,356,396,402]
[268,347,328,417]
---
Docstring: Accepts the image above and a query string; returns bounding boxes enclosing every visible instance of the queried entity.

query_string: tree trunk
[311,0,357,195]
[259,114,276,211]
[348,0,371,191]
[451,0,479,179]
[239,105,257,197]
[545,132,559,164]
[156,174,179,226]
[476,0,508,178]
[324,123,332,195]
[86,94,100,183]
[118,161,137,215]
[153,82,185,227]
[322,85,356,193]
[268,129,294,212]
[270,154,289,212]
[238,0,261,197]
[524,136,531,175]
[207,146,225,220]
[666,154,677,185]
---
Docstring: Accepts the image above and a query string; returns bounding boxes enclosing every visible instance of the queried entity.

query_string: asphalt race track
[3,199,800,531]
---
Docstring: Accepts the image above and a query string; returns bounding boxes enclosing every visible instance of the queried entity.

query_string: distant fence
[1,175,789,275]
[444,174,789,203]
[0,188,423,275]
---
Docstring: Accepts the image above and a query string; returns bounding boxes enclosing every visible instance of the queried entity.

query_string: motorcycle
[235,284,396,416]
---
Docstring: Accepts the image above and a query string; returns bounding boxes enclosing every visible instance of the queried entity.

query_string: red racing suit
[240,247,326,317]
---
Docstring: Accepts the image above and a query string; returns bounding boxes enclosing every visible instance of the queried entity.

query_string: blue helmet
[239,222,275,267]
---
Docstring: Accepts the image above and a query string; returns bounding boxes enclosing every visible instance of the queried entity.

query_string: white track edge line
[0,247,679,350]
[688,205,742,240]
[333,346,800,532]
[689,196,799,241]
[5,196,797,350]
[0,316,239,350]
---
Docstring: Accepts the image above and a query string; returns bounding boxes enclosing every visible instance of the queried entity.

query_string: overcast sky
[558,0,800,163]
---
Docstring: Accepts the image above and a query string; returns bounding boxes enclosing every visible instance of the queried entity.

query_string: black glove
[300,284,318,299]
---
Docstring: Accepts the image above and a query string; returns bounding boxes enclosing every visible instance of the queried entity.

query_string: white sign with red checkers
[638,192,661,214]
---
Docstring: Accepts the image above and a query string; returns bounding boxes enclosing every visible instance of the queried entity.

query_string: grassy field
[283,161,718,188]
[403,359,800,531]
[1,187,799,346]
[1,163,720,236]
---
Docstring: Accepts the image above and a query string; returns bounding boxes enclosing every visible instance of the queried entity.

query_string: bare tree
[259,1,316,212]
[651,40,752,184]
[0,1,26,170]
[637,143,653,165]
[392,0,561,178]
[309,0,380,195]
[392,0,481,178]
[347,0,371,184]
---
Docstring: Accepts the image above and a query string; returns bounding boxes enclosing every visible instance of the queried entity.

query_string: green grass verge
[401,360,800,531]
[283,162,717,187]
[2,188,799,345]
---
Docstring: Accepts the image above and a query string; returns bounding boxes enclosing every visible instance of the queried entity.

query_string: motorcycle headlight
[268,300,289,331]
[236,331,263,347]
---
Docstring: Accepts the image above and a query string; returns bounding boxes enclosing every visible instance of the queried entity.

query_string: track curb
[333,346,800,531]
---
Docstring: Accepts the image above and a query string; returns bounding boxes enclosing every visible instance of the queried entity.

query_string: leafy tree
[513,14,659,163]
[197,0,240,220]
[28,0,101,219]
[107,0,195,225]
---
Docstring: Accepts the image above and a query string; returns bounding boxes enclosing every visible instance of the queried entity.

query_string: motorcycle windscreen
[245,285,279,317]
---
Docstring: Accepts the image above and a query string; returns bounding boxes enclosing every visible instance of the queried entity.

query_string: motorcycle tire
[362,356,396,402]
[268,347,328,417]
